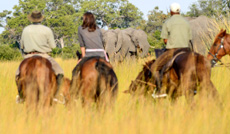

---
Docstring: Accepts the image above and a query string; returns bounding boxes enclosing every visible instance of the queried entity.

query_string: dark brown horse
[16,56,70,108]
[126,51,217,101]
[207,29,230,66]
[70,56,118,106]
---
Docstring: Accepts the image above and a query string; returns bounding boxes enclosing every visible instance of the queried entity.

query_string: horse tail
[95,60,118,104]
[22,58,41,108]
[20,57,56,108]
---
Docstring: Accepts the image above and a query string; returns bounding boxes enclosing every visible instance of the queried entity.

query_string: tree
[0,0,144,49]
[75,0,143,29]
[187,4,201,17]
[0,0,78,47]
[1,0,46,45]
[186,0,230,18]
[44,0,78,48]
[145,6,167,33]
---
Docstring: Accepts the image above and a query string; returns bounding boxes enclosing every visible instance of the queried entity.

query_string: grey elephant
[101,29,122,62]
[188,16,218,55]
[124,28,150,58]
[101,29,134,62]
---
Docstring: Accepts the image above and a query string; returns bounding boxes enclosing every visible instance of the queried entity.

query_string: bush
[52,44,81,59]
[0,45,22,61]
[147,30,165,54]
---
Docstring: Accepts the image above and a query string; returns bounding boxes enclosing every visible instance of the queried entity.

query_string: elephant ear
[125,28,137,46]
[114,29,123,52]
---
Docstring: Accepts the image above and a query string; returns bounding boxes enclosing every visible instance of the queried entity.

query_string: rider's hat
[170,3,181,13]
[27,11,44,23]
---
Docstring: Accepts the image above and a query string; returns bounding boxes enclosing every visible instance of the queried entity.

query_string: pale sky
[129,0,198,18]
[0,0,198,33]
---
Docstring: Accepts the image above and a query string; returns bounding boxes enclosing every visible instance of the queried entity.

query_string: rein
[208,37,229,69]
[135,79,156,88]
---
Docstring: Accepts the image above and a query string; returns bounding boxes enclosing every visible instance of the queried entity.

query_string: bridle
[208,37,227,67]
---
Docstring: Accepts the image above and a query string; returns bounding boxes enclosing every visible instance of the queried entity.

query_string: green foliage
[147,30,165,53]
[0,0,143,53]
[74,0,143,29]
[187,4,201,17]
[0,45,22,61]
[51,44,80,59]
[144,6,168,33]
[186,0,230,18]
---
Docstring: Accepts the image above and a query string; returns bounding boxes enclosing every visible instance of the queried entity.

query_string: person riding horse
[151,3,193,90]
[15,11,64,103]
[72,12,109,74]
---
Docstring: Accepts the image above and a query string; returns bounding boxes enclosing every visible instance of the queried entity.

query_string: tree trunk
[60,37,64,48]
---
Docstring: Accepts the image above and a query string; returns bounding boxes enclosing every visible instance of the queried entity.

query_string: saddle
[72,56,102,76]
[156,51,188,91]
[161,51,187,73]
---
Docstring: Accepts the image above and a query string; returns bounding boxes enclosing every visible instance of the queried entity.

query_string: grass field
[0,55,229,134]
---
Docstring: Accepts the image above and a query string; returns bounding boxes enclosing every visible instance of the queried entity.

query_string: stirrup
[16,95,24,104]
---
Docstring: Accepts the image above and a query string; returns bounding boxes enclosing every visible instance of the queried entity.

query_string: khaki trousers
[16,53,64,76]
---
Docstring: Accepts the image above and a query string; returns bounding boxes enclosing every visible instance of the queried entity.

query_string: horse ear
[219,29,226,38]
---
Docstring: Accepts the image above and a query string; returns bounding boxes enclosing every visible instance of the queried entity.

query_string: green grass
[0,55,229,134]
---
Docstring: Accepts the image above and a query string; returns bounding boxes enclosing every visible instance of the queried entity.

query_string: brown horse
[207,29,230,66]
[126,51,217,101]
[70,56,118,106]
[16,56,70,108]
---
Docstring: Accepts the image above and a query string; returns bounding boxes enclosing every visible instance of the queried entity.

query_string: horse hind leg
[178,72,197,103]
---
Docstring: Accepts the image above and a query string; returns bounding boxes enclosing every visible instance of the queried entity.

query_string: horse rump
[70,57,118,107]
[17,56,57,109]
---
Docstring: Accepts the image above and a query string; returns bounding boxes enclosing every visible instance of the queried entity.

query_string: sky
[129,0,198,18]
[0,0,198,33]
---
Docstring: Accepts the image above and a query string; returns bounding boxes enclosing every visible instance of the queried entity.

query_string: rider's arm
[47,28,56,49]
[80,47,85,57]
[161,22,168,46]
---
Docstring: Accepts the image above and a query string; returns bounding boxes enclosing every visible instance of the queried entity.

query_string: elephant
[187,16,218,55]
[101,29,122,62]
[101,29,135,62]
[124,28,150,58]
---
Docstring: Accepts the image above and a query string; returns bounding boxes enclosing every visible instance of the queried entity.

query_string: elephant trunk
[139,39,150,58]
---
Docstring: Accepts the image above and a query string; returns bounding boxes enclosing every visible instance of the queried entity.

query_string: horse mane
[143,59,155,71]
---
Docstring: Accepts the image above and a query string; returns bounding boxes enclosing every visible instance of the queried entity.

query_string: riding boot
[154,71,162,91]
[56,74,64,97]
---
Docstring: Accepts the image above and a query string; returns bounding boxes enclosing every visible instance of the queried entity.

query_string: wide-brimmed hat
[170,3,181,13]
[27,11,44,23]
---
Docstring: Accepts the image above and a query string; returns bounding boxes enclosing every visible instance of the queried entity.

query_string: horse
[16,56,70,108]
[125,51,218,102]
[70,56,118,107]
[207,29,230,66]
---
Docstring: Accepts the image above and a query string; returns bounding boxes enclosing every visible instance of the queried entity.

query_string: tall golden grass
[0,16,230,134]
[0,54,229,134]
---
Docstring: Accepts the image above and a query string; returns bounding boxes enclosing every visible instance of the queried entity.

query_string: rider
[72,12,108,75]
[16,11,64,102]
[151,3,192,89]
[78,12,108,62]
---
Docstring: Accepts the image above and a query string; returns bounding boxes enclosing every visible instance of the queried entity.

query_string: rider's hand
[77,58,82,64]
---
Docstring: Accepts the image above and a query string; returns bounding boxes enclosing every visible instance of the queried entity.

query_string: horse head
[208,29,230,67]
